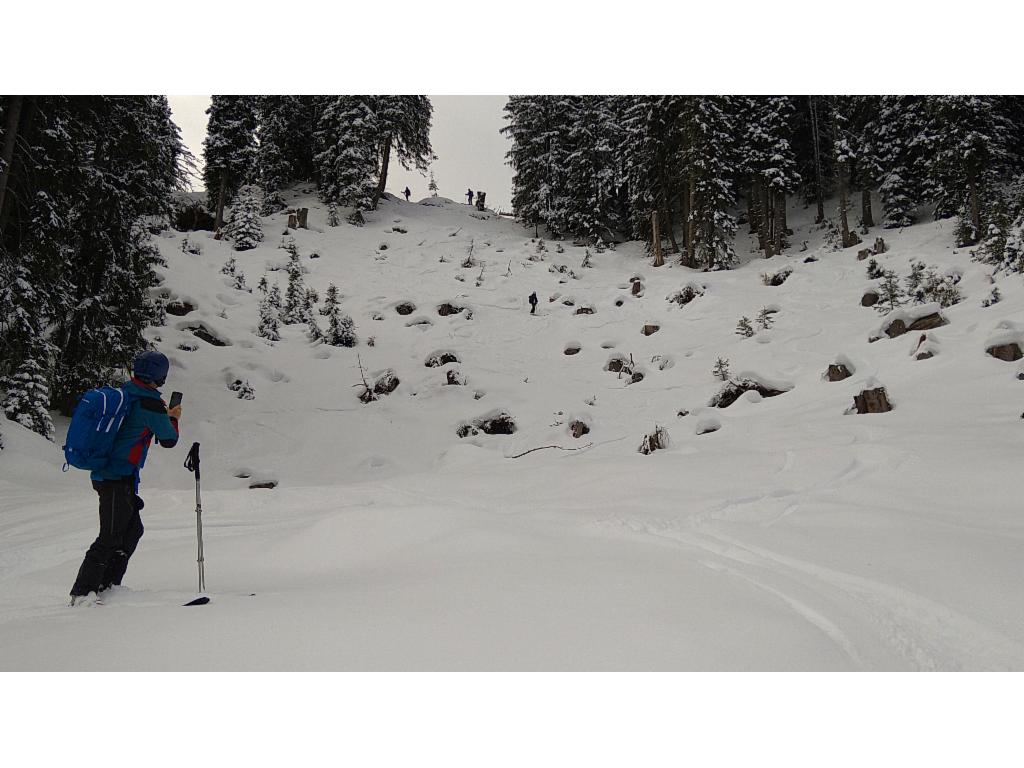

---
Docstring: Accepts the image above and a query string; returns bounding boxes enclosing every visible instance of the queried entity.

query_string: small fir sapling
[257,295,281,341]
[257,275,269,295]
[866,258,884,279]
[756,307,775,330]
[982,286,1002,307]
[321,284,340,315]
[736,316,755,337]
[267,282,283,312]
[428,171,439,196]
[713,357,731,381]
[905,261,927,294]
[327,309,357,347]
[876,270,905,313]
[581,249,593,268]
[462,239,476,268]
[307,314,323,342]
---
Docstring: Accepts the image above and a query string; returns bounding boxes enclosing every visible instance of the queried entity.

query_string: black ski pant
[70,477,145,597]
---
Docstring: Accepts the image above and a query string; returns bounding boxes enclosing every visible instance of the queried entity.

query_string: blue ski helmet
[133,350,169,386]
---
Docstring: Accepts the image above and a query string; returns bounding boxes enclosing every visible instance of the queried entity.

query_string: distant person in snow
[467,188,474,205]
[528,291,538,314]
[403,187,411,202]
[68,351,181,605]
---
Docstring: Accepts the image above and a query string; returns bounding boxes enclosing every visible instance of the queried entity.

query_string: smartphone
[169,391,183,409]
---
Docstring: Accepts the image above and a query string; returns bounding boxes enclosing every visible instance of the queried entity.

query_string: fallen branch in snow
[506,442,593,459]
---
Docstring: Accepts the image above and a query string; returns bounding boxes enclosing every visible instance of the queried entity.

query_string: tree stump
[642,324,660,336]
[857,248,873,261]
[631,280,643,296]
[287,213,298,228]
[297,208,309,229]
[987,343,1023,362]
[826,364,851,382]
[874,237,887,254]
[853,387,892,414]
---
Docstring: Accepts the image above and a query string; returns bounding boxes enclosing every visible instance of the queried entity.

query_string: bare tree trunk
[773,192,786,253]
[969,179,981,243]
[861,189,874,229]
[759,183,775,258]
[214,171,228,231]
[651,210,664,267]
[666,204,680,254]
[838,162,852,247]
[372,135,392,210]
[809,96,826,224]
[686,174,697,267]
[750,181,766,253]
[746,185,757,234]
[0,96,25,224]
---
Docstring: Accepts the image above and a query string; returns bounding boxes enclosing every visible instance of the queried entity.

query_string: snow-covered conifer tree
[227,184,264,251]
[2,354,55,441]
[314,97,379,222]
[203,96,258,229]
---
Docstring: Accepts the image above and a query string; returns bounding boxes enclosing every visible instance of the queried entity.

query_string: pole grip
[184,441,201,481]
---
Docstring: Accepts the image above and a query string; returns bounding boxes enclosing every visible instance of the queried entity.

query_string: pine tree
[226,184,264,250]
[619,96,688,250]
[282,251,308,323]
[321,283,340,315]
[713,357,731,381]
[255,96,296,210]
[681,97,739,270]
[865,96,934,229]
[202,96,258,230]
[257,294,280,341]
[743,97,801,257]
[314,97,379,222]
[877,269,905,314]
[326,309,357,347]
[428,170,439,196]
[370,96,434,209]
[2,354,55,440]
[2,97,186,416]
[502,96,563,235]
[558,96,620,242]
[926,96,1018,245]
[756,307,775,330]
[735,317,754,337]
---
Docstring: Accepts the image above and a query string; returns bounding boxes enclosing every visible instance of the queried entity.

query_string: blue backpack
[62,386,136,471]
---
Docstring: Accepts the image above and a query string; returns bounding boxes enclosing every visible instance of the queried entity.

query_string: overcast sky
[168,96,514,212]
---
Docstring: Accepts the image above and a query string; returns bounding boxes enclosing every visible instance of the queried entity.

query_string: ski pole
[184,442,205,593]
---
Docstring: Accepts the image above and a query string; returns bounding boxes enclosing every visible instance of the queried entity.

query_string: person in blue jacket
[69,351,182,604]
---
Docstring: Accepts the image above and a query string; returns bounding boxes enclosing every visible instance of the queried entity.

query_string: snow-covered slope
[2,190,1023,670]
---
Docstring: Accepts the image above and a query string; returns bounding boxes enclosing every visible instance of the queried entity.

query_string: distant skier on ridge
[528,291,538,314]
[403,186,411,202]
[466,188,474,206]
